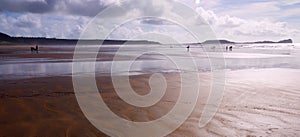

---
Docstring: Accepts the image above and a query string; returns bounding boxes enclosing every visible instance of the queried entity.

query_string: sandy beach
[1,0,300,136]
[0,45,300,136]
[0,68,300,136]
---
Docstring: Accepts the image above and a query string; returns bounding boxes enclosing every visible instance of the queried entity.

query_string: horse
[31,45,39,53]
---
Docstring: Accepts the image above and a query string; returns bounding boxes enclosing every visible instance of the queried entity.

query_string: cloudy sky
[0,0,299,43]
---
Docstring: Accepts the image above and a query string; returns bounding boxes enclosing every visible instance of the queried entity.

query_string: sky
[0,0,299,43]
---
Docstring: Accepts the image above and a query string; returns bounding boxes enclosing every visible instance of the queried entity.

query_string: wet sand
[0,68,300,136]
[1,45,300,136]
[174,68,300,136]
[0,45,157,62]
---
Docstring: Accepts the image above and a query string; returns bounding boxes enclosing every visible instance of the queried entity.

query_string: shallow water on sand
[0,44,299,80]
[1,44,300,136]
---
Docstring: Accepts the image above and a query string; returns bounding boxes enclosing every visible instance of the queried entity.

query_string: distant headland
[0,32,160,45]
[193,39,293,45]
[0,32,293,45]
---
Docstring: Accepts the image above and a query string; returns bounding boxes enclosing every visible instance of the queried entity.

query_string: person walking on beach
[186,45,190,52]
[229,46,233,51]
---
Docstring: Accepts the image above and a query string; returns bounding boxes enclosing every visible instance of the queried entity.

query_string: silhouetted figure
[229,46,233,51]
[186,45,190,52]
[31,45,39,54]
[225,46,228,51]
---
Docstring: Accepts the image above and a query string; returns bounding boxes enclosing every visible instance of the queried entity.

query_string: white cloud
[279,0,300,6]
[219,1,280,18]
[211,1,300,22]
[1,0,299,43]
[195,7,300,42]
[0,13,90,39]
[14,15,42,28]
[199,0,220,8]
[109,26,143,39]
[196,7,245,28]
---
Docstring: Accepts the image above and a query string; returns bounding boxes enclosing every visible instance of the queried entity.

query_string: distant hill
[278,39,293,43]
[189,39,293,45]
[0,32,160,45]
[202,39,235,44]
[0,32,11,40]
[0,32,293,45]
[251,39,293,44]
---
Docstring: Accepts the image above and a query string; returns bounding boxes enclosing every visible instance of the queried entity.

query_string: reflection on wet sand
[0,68,299,136]
[0,45,300,136]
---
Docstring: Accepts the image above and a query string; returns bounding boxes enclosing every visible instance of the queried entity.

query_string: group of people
[226,46,233,51]
[186,45,233,52]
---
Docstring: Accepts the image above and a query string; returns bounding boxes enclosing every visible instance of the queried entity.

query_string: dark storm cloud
[63,0,108,17]
[0,0,107,16]
[140,18,174,25]
[0,0,57,14]
[0,0,165,18]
